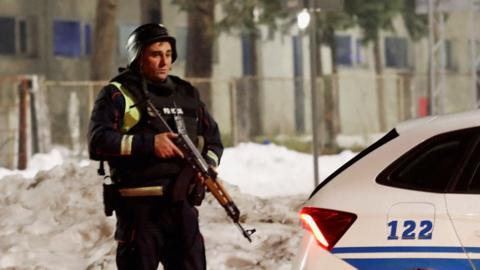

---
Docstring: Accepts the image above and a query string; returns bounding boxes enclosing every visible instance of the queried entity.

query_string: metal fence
[0,72,477,169]
[0,76,20,169]
[43,80,104,156]
[0,75,52,169]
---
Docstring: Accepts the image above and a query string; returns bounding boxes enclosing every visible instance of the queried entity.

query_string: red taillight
[299,207,357,250]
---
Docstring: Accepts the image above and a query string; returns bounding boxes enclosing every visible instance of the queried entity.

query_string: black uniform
[88,68,223,270]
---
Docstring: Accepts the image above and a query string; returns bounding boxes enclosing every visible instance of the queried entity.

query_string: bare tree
[316,12,354,152]
[90,0,118,80]
[140,0,162,23]
[345,0,403,132]
[182,0,215,110]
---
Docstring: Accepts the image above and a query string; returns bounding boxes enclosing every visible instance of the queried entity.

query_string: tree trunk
[373,36,387,131]
[140,0,162,24]
[319,28,339,153]
[233,30,261,141]
[185,0,215,110]
[90,0,118,80]
[329,30,341,135]
[234,79,251,143]
[246,31,262,137]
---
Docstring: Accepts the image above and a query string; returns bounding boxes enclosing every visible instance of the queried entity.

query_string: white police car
[292,110,480,270]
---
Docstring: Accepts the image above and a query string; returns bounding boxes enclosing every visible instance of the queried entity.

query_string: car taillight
[299,207,357,250]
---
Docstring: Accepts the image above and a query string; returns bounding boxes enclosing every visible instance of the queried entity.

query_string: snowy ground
[0,143,356,270]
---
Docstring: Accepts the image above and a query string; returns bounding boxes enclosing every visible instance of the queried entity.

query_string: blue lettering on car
[387,220,433,240]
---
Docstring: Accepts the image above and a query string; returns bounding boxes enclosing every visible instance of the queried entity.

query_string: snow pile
[219,143,356,197]
[0,143,356,269]
[0,148,65,179]
[0,162,115,269]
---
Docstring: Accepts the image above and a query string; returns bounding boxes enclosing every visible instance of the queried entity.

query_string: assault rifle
[140,85,256,242]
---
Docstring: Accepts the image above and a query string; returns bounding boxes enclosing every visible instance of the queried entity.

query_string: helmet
[125,23,177,65]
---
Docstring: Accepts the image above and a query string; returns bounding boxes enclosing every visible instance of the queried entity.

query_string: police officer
[88,23,223,270]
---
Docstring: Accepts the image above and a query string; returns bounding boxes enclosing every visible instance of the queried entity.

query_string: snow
[219,143,356,197]
[0,147,89,180]
[0,143,356,269]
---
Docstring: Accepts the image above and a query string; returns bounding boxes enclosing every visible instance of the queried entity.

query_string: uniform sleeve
[87,85,155,160]
[198,101,224,167]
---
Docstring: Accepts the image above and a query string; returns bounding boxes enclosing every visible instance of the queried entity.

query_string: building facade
[1,0,479,146]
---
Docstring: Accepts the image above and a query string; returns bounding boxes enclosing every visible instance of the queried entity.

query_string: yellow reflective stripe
[120,135,133,155]
[197,136,205,152]
[206,150,219,167]
[110,82,141,133]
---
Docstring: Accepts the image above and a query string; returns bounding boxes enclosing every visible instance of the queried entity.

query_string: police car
[292,110,480,270]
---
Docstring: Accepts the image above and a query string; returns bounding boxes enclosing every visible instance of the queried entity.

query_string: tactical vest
[108,80,200,185]
[109,81,199,142]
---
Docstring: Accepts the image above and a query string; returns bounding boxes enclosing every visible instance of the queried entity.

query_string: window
[377,128,479,193]
[460,152,480,193]
[84,24,92,55]
[335,35,367,67]
[241,34,255,76]
[385,37,408,68]
[335,35,352,66]
[0,16,37,57]
[449,135,480,194]
[444,39,456,71]
[0,17,16,55]
[53,20,81,57]
[19,20,27,54]
[292,35,304,77]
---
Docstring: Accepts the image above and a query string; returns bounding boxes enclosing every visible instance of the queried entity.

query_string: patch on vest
[147,107,184,117]
[163,108,184,115]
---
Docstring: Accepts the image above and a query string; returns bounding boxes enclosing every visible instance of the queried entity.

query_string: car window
[466,161,480,193]
[377,128,479,193]
[450,135,480,194]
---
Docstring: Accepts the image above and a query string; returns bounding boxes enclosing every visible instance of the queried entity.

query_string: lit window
[53,20,81,57]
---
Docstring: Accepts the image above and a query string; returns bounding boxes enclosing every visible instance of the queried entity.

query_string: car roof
[395,109,480,136]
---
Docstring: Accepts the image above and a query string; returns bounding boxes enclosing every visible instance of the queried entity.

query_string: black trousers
[115,197,206,270]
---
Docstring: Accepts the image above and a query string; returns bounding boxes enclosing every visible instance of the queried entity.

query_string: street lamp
[297,8,311,30]
[296,4,321,187]
[294,0,343,188]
